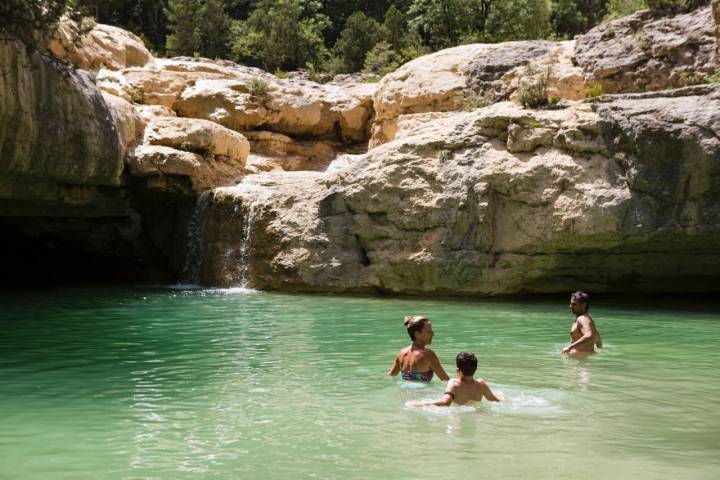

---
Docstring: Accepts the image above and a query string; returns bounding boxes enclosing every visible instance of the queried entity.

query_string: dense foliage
[0,0,70,48]
[18,0,713,74]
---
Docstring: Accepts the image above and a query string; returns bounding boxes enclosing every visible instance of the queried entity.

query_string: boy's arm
[481,380,502,402]
[388,354,401,376]
[408,380,456,407]
[595,330,603,349]
[429,351,450,381]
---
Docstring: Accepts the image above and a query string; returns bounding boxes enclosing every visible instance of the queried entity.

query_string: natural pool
[1,287,719,479]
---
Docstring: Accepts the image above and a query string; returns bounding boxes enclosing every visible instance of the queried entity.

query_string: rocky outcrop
[242,131,355,173]
[95,58,376,143]
[370,41,591,147]
[0,37,176,283]
[575,6,718,93]
[371,6,718,147]
[3,6,719,292]
[193,85,720,294]
[0,39,125,194]
[713,0,720,54]
[49,21,152,71]
[174,77,374,142]
[95,57,377,171]
[128,117,250,192]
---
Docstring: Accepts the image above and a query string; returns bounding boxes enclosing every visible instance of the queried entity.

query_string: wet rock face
[0,39,125,190]
[575,6,718,93]
[0,38,177,282]
[197,86,720,294]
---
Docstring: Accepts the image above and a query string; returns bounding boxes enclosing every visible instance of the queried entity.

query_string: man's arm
[595,329,603,349]
[561,316,594,354]
[388,354,401,376]
[429,352,450,381]
[481,380,502,402]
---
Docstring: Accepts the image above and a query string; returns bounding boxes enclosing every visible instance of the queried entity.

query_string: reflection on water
[1,287,719,480]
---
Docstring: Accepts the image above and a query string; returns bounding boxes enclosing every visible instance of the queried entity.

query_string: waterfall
[180,191,211,285]
[234,198,261,288]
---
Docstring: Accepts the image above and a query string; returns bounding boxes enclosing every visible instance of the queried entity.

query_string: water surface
[1,287,719,479]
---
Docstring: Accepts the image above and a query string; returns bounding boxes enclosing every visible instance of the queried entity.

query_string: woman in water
[388,316,450,382]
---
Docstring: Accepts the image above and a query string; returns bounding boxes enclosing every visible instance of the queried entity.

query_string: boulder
[370,41,583,146]
[175,78,375,141]
[49,21,152,71]
[575,6,718,93]
[243,131,340,172]
[192,85,720,295]
[134,104,177,123]
[127,117,250,192]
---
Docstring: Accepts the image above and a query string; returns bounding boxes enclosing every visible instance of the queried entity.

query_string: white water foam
[234,198,262,288]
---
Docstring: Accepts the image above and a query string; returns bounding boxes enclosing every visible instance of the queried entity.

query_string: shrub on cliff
[1,0,69,49]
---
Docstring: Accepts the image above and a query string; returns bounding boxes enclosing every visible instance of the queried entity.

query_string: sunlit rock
[195,86,720,295]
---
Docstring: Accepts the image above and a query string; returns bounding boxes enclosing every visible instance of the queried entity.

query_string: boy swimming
[407,352,502,406]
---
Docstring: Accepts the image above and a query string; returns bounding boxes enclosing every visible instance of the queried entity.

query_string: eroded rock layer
[195,85,720,294]
[2,5,719,292]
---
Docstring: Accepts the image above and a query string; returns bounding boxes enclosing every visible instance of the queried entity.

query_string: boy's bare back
[445,378,499,405]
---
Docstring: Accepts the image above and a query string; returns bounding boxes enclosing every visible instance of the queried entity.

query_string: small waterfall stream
[234,198,261,288]
[181,186,268,289]
[181,191,211,285]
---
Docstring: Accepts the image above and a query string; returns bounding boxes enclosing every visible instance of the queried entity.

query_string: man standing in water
[562,291,603,355]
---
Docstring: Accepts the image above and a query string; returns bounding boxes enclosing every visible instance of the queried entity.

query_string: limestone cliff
[1,6,718,293]
[192,85,720,294]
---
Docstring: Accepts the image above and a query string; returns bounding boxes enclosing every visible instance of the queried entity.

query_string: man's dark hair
[571,291,590,309]
[456,352,478,376]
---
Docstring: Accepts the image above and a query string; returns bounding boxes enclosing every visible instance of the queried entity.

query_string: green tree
[231,0,329,71]
[646,0,708,11]
[195,0,231,59]
[408,0,465,48]
[74,0,168,52]
[1,0,70,49]
[407,0,500,48]
[606,0,647,19]
[551,0,587,37]
[335,11,383,72]
[482,0,551,42]
[320,1,412,44]
[363,41,402,74]
[165,0,199,56]
[382,4,406,50]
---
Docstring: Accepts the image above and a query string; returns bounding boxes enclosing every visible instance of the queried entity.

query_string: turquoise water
[1,287,719,479]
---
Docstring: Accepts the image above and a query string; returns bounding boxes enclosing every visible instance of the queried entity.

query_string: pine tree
[383,5,406,50]
[335,11,383,72]
[196,0,230,59]
[165,0,199,56]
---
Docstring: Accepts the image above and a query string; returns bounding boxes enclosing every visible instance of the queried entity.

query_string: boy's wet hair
[571,291,590,309]
[403,315,429,341]
[456,352,477,376]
